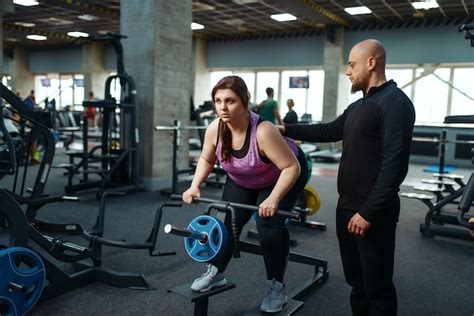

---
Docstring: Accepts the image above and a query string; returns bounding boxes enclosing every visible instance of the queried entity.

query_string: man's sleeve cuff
[359,205,374,223]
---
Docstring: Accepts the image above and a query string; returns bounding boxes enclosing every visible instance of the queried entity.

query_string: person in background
[280,39,415,316]
[23,90,41,164]
[283,99,298,125]
[257,87,283,125]
[23,90,36,112]
[84,91,97,128]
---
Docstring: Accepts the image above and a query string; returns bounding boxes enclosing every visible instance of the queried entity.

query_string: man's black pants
[336,200,399,316]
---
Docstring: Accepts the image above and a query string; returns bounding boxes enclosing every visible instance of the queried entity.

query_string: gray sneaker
[260,279,288,313]
[190,264,227,292]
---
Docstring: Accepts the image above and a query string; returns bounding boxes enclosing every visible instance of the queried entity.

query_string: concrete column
[322,27,347,121]
[0,14,3,79]
[121,0,193,191]
[10,47,34,97]
[193,38,211,107]
[0,1,14,79]
[82,43,109,99]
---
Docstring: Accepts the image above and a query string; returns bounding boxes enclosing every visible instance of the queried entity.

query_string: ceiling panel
[1,0,472,48]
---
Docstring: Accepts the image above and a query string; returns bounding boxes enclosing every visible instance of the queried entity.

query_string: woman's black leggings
[213,147,308,283]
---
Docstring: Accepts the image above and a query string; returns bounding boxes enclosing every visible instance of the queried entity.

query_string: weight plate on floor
[0,247,45,316]
[304,185,321,216]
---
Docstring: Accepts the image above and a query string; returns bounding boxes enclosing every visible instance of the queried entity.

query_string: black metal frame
[414,115,474,240]
[65,33,139,196]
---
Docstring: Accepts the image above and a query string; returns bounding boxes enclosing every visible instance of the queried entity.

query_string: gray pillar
[322,28,346,121]
[193,38,211,107]
[10,47,34,97]
[0,1,14,79]
[121,0,193,191]
[0,14,3,79]
[82,43,108,99]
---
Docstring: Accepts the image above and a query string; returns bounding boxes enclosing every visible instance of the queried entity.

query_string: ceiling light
[67,31,89,38]
[191,22,205,30]
[14,22,35,27]
[192,2,215,11]
[223,19,245,26]
[27,35,47,41]
[13,0,39,6]
[78,14,99,21]
[233,0,261,4]
[411,1,439,10]
[38,17,73,26]
[270,13,297,22]
[344,6,372,15]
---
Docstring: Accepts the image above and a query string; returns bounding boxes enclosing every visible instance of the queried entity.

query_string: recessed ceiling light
[78,14,99,21]
[411,1,439,10]
[191,22,205,30]
[344,6,372,15]
[14,22,35,27]
[223,19,245,26]
[27,35,47,41]
[233,0,261,4]
[192,2,215,11]
[270,13,297,22]
[38,17,73,26]
[5,38,20,42]
[67,31,89,38]
[13,0,38,6]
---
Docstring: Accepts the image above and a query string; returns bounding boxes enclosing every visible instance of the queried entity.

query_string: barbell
[164,195,300,262]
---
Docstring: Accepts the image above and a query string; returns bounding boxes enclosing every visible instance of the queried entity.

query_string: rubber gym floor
[2,148,473,316]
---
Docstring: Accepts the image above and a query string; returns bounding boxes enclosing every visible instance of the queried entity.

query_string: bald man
[280,39,415,315]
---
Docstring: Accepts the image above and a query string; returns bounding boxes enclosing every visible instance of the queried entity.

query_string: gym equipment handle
[170,194,301,221]
[164,224,208,243]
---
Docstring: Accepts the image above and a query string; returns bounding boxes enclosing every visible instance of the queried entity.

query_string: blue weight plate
[0,247,45,316]
[184,215,228,263]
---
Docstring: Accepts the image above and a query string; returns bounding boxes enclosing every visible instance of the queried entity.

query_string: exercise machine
[163,194,328,315]
[65,33,139,196]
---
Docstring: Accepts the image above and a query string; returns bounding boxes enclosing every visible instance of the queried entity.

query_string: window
[232,72,255,103]
[209,71,232,93]
[209,69,324,121]
[73,74,85,106]
[450,67,474,116]
[281,70,308,121]
[34,73,85,109]
[2,76,12,91]
[413,67,450,123]
[307,70,325,121]
[386,68,413,99]
[255,72,279,105]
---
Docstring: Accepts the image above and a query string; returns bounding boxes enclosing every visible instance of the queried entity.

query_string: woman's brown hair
[211,76,250,162]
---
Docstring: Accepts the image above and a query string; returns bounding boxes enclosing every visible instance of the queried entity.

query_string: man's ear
[367,56,376,71]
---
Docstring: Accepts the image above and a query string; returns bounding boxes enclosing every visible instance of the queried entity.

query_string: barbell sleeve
[164,224,208,242]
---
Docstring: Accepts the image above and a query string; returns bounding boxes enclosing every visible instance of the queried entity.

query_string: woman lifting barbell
[182,76,307,314]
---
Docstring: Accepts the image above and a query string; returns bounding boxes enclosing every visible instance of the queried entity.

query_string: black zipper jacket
[284,80,415,222]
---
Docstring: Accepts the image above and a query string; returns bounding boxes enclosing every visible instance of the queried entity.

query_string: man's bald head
[346,39,387,95]
[351,39,386,69]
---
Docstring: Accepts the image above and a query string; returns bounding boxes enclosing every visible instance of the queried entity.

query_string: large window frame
[34,73,85,110]
[349,63,474,124]
[209,67,325,122]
